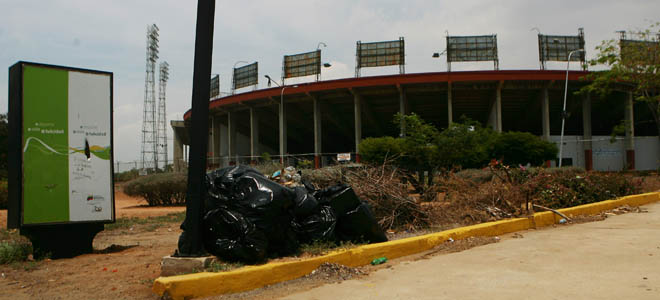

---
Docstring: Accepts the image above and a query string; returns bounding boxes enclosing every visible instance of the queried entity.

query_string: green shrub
[0,229,33,265]
[522,170,641,209]
[0,180,7,209]
[0,241,33,264]
[123,173,187,206]
[297,159,313,169]
[358,136,403,165]
[260,152,272,162]
[301,165,347,188]
[489,131,558,166]
[435,120,496,170]
[114,169,139,182]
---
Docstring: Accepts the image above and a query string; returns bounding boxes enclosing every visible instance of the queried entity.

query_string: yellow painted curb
[153,192,660,300]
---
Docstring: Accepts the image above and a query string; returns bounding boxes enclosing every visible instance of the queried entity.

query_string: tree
[489,131,558,166]
[434,118,496,170]
[358,113,438,171]
[393,113,440,172]
[582,23,660,139]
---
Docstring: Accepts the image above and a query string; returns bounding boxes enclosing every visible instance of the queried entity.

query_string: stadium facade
[172,69,659,171]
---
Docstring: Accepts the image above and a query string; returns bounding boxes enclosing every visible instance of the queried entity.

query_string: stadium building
[172,34,659,172]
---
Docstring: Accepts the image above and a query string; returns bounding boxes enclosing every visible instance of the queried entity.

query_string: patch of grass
[0,242,33,264]
[145,223,162,232]
[0,229,33,265]
[104,212,185,231]
[299,240,363,256]
[205,261,244,272]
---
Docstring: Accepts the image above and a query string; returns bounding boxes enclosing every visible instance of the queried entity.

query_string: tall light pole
[265,75,298,164]
[230,60,248,95]
[316,42,329,81]
[558,49,584,168]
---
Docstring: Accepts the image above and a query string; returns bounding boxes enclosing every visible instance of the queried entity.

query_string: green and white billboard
[8,62,115,227]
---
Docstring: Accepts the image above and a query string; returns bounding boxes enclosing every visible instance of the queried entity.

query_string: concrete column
[172,126,183,172]
[399,87,407,136]
[211,116,221,167]
[228,111,237,165]
[208,118,214,165]
[313,97,322,168]
[541,86,551,141]
[447,82,453,126]
[219,123,228,166]
[354,93,362,162]
[582,93,593,170]
[249,108,259,164]
[279,98,287,164]
[488,82,503,132]
[624,91,635,170]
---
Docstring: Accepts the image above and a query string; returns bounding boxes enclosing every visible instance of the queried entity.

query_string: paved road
[282,202,660,300]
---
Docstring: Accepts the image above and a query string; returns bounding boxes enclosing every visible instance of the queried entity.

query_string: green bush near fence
[123,173,187,206]
[114,169,140,183]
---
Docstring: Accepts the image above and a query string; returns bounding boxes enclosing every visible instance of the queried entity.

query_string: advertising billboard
[283,50,321,79]
[8,62,115,227]
[233,62,258,90]
[356,38,405,68]
[447,35,498,62]
[538,35,584,61]
[210,74,220,98]
[538,29,586,69]
[620,39,659,64]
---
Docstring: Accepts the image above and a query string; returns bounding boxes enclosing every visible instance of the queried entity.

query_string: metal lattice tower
[141,24,159,173]
[157,61,169,170]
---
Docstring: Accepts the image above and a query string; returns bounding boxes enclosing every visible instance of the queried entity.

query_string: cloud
[2,0,659,162]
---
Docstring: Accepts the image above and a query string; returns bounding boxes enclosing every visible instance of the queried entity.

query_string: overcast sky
[1,0,659,163]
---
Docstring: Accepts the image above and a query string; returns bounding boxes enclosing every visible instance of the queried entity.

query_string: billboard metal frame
[355,37,405,77]
[210,74,219,99]
[538,28,586,70]
[8,61,116,229]
[282,49,321,84]
[446,34,498,71]
[232,62,258,93]
[618,31,660,66]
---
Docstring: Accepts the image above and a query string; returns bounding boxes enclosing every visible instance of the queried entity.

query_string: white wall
[551,135,659,171]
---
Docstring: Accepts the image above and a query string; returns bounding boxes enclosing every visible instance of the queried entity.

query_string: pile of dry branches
[344,165,429,230]
[431,173,526,225]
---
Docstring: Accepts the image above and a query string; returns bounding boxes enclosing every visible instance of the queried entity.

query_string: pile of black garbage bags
[200,166,387,263]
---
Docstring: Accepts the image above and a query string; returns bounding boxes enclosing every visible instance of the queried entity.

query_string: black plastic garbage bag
[316,184,362,216]
[257,214,300,257]
[291,186,319,218]
[205,166,276,207]
[335,203,388,243]
[205,166,299,257]
[291,205,337,243]
[202,208,268,263]
[200,166,387,263]
[233,173,294,218]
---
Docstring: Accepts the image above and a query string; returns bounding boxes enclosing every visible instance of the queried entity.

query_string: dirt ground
[0,178,658,300]
[0,187,184,300]
[0,185,185,230]
[0,189,514,300]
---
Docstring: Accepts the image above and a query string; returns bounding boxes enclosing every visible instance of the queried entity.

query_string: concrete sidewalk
[282,202,660,300]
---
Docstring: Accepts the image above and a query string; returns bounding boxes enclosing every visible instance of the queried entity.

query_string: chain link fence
[114,152,359,177]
